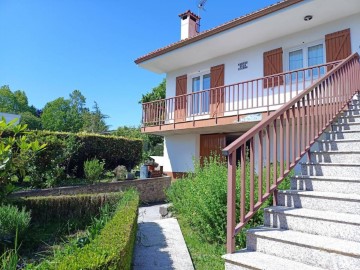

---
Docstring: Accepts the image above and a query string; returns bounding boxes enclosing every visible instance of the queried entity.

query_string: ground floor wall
[162,119,331,179]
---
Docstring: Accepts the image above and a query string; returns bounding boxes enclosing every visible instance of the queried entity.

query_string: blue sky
[0,0,279,129]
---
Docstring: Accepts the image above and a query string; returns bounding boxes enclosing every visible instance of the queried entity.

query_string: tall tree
[139,78,166,103]
[41,97,73,132]
[82,101,109,133]
[0,85,37,115]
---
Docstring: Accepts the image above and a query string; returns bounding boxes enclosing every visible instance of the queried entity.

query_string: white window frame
[284,40,326,75]
[187,70,211,115]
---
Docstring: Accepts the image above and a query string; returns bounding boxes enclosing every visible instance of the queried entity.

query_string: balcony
[141,62,340,134]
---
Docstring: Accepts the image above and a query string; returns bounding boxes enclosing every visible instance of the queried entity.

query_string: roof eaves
[135,0,305,65]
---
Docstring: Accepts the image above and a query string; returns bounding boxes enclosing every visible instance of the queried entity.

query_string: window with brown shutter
[210,64,225,117]
[325,28,351,63]
[175,75,187,122]
[263,48,284,88]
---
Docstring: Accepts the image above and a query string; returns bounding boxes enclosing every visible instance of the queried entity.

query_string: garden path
[132,204,194,270]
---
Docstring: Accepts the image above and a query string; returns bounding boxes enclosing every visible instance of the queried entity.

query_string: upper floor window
[288,42,325,80]
[191,73,210,114]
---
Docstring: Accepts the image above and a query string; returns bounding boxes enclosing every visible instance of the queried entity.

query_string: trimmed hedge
[11,192,123,224]
[32,131,142,177]
[34,189,139,270]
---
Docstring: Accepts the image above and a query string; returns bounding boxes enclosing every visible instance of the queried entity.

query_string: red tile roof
[135,0,305,65]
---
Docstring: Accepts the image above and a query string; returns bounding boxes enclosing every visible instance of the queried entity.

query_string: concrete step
[336,115,360,124]
[316,139,360,151]
[331,122,360,132]
[291,175,360,195]
[277,190,360,215]
[264,206,360,242]
[301,162,360,177]
[340,109,360,117]
[324,130,360,140]
[246,227,360,270]
[310,151,360,163]
[223,250,325,270]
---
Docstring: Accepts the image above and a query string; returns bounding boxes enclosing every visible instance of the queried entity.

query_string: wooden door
[200,133,226,165]
[175,75,187,122]
[263,47,284,88]
[326,28,351,70]
[210,64,225,117]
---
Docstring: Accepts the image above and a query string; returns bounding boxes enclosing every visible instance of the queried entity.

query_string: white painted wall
[0,113,21,124]
[163,133,200,173]
[166,13,360,99]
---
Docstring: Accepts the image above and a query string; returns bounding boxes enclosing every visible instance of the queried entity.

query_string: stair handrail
[222,52,360,253]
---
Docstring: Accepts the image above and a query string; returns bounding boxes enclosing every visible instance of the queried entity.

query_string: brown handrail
[142,61,341,127]
[222,53,360,253]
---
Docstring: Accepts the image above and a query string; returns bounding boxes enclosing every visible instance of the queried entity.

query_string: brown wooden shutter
[175,75,187,122]
[200,133,226,165]
[325,28,351,63]
[210,64,225,117]
[263,48,283,88]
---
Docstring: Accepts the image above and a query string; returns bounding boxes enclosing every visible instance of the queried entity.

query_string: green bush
[167,155,292,248]
[33,189,139,270]
[0,205,31,244]
[11,193,123,225]
[84,158,105,183]
[27,131,142,183]
[27,133,80,188]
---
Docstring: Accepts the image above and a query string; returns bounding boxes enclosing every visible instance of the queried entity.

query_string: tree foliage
[0,117,46,201]
[0,85,36,115]
[82,102,109,133]
[139,78,166,103]
[41,90,109,133]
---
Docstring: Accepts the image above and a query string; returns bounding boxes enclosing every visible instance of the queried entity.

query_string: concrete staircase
[223,99,360,270]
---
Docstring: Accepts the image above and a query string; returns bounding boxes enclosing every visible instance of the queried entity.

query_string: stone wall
[10,177,171,204]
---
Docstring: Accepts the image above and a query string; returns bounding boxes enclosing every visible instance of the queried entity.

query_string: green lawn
[178,216,225,270]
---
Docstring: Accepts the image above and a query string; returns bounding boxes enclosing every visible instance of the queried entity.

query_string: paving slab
[133,204,194,270]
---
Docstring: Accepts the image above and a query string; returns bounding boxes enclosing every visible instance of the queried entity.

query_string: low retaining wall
[10,177,171,204]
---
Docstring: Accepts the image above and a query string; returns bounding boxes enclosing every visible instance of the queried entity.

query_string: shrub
[27,133,81,188]
[84,158,105,183]
[167,155,292,248]
[27,131,142,182]
[113,165,127,181]
[0,204,31,244]
[0,118,46,201]
[33,189,139,270]
[10,192,123,225]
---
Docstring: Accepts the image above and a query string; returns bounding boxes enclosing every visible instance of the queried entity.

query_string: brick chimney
[179,10,200,40]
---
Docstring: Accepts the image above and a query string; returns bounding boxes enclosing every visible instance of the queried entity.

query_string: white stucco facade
[138,1,360,175]
[163,134,200,173]
[166,13,360,99]
[161,13,360,174]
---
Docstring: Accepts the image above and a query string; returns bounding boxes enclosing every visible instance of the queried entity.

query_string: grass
[178,216,225,270]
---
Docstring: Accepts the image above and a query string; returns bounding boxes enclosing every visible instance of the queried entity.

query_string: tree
[82,102,109,133]
[139,78,166,103]
[41,90,91,133]
[20,112,43,130]
[0,85,36,115]
[41,97,73,132]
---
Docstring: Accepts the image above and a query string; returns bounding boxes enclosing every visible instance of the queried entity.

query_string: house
[0,112,21,124]
[136,1,360,268]
[136,0,360,179]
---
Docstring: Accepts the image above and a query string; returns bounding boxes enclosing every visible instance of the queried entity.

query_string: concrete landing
[133,204,194,270]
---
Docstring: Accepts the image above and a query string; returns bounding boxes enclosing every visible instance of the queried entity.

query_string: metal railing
[142,62,341,127]
[222,53,360,253]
